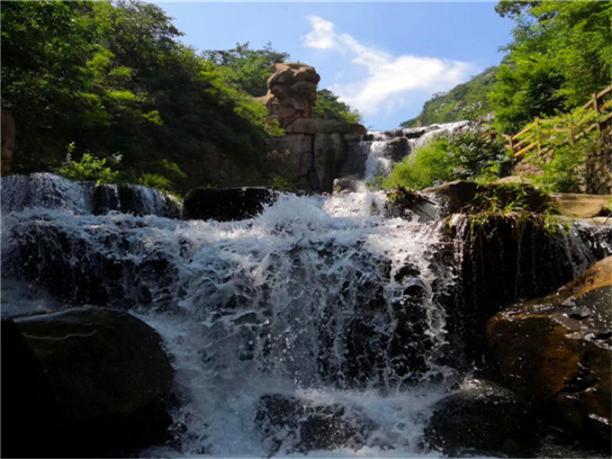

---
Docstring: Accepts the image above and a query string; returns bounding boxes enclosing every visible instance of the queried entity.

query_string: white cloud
[303,16,474,117]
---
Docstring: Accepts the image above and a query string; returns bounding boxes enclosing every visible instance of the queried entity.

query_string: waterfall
[1,173,182,217]
[360,121,470,181]
[2,176,458,457]
[2,172,609,457]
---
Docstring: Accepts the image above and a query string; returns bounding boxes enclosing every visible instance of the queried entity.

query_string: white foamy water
[2,187,456,457]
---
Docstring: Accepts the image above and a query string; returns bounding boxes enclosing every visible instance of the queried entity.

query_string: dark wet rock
[385,137,411,161]
[183,187,277,221]
[3,216,179,309]
[91,183,182,218]
[333,177,361,193]
[255,394,378,455]
[424,379,536,457]
[385,188,439,222]
[487,256,612,449]
[447,213,612,371]
[1,173,182,218]
[3,308,174,457]
[116,184,182,218]
[1,319,59,458]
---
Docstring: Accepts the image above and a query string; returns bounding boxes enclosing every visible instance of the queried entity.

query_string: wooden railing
[507,84,612,157]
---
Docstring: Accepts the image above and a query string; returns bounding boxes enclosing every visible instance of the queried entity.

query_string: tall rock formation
[263,64,367,192]
[262,63,320,128]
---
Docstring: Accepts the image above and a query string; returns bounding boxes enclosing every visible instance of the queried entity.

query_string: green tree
[2,0,279,191]
[203,42,288,97]
[313,89,361,124]
[491,1,612,133]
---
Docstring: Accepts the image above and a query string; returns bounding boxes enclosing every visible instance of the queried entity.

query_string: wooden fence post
[534,117,542,156]
[592,92,602,134]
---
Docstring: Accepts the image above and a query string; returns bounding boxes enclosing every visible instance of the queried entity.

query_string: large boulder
[255,394,378,455]
[424,379,536,457]
[425,180,552,216]
[487,256,612,449]
[262,63,321,128]
[550,192,612,218]
[2,307,174,457]
[183,187,277,221]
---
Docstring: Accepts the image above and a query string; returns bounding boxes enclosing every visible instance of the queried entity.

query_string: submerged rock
[183,187,277,221]
[424,379,536,457]
[487,256,612,449]
[3,307,174,457]
[255,394,379,455]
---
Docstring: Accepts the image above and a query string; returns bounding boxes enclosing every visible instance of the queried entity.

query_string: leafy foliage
[384,122,511,190]
[55,144,122,184]
[203,42,288,97]
[1,1,286,191]
[517,106,601,192]
[313,89,361,124]
[490,1,612,132]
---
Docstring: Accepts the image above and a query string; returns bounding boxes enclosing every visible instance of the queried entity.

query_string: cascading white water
[364,141,393,180]
[360,121,470,182]
[4,173,609,457]
[1,181,457,457]
[1,173,182,217]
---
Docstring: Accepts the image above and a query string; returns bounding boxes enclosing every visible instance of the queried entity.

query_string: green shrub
[55,143,122,184]
[269,175,298,192]
[384,124,511,190]
[137,173,172,191]
[383,137,453,190]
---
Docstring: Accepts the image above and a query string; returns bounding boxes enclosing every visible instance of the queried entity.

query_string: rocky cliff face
[267,118,366,192]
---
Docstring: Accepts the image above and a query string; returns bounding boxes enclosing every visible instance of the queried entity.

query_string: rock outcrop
[487,256,612,448]
[424,379,536,457]
[183,187,277,221]
[255,394,379,455]
[262,63,320,128]
[2,307,174,457]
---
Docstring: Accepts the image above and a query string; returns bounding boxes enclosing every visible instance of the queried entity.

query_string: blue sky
[152,2,514,129]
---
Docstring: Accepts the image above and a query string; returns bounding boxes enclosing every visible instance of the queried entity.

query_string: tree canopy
[2,0,281,191]
[490,0,612,132]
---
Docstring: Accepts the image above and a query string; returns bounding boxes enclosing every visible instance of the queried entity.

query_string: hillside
[401,67,497,127]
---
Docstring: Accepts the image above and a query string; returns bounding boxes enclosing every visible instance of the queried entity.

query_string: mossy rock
[387,181,554,220]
